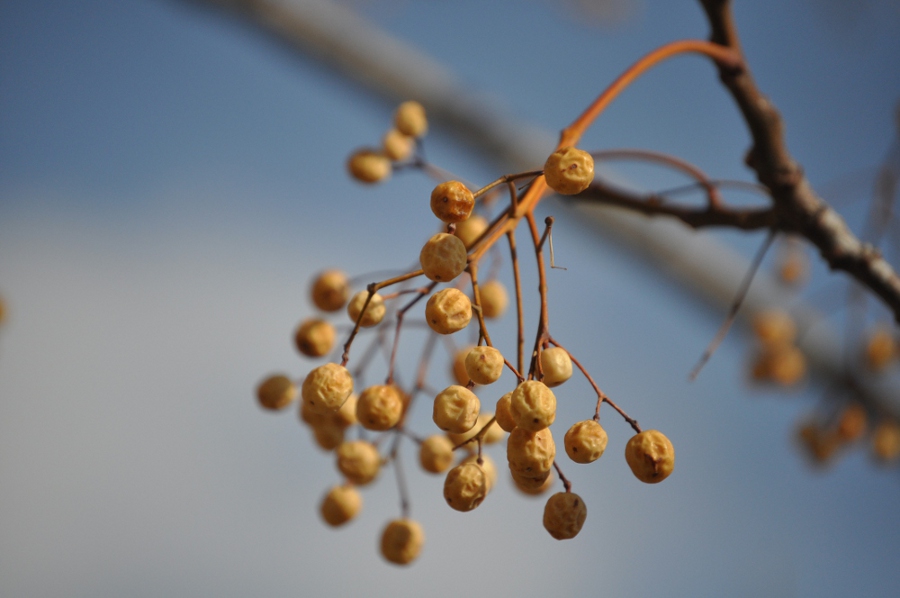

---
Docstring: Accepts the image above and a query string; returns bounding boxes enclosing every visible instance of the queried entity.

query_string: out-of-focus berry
[256,374,298,411]
[540,347,573,388]
[347,148,391,184]
[394,101,428,138]
[380,518,425,565]
[347,291,386,328]
[310,270,350,312]
[294,318,336,358]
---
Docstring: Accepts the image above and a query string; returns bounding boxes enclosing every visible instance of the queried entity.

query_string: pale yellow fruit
[507,427,556,479]
[540,347,572,387]
[543,492,587,540]
[311,423,344,451]
[509,380,556,432]
[347,291,386,328]
[419,435,455,474]
[462,453,497,492]
[320,485,362,527]
[356,384,404,431]
[625,430,675,484]
[543,147,594,195]
[752,310,797,347]
[564,420,608,464]
[872,420,900,462]
[420,233,468,282]
[447,412,505,447]
[382,128,414,161]
[751,345,806,386]
[336,440,381,485]
[433,385,480,433]
[443,462,487,512]
[452,346,475,386]
[494,392,517,433]
[864,328,896,372]
[310,269,350,312]
[347,148,391,184]
[294,318,336,358]
[394,101,428,138]
[301,363,354,415]
[511,469,555,496]
[256,374,298,411]
[425,288,472,334]
[380,518,425,566]
[479,280,508,319]
[430,180,475,224]
[465,346,504,385]
[454,214,488,248]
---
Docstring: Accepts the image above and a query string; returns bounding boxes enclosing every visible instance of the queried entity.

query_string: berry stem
[553,460,573,493]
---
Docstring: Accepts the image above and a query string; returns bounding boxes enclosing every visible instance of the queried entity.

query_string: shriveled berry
[356,384,404,431]
[256,374,298,411]
[347,291,386,328]
[564,420,608,464]
[454,214,488,248]
[443,462,487,512]
[420,233,467,282]
[380,518,425,566]
[509,380,556,432]
[336,440,381,485]
[302,363,354,415]
[540,347,572,387]
[494,392,517,432]
[425,288,472,334]
[382,128,414,161]
[430,181,475,224]
[465,346,504,385]
[419,435,455,474]
[625,430,674,484]
[310,270,350,312]
[507,427,556,480]
[394,101,428,138]
[479,280,508,319]
[320,485,362,527]
[294,318,336,357]
[462,454,497,492]
[543,147,594,195]
[543,492,587,540]
[433,385,480,433]
[347,148,391,184]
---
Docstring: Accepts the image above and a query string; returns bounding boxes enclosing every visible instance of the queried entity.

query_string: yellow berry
[540,347,572,387]
[864,328,896,372]
[752,310,796,347]
[769,345,806,386]
[425,288,472,335]
[394,101,428,138]
[507,427,556,480]
[465,346,504,385]
[382,128,414,161]
[443,461,488,512]
[543,492,587,540]
[462,453,498,492]
[430,180,475,224]
[433,385,480,433]
[509,380,556,432]
[479,280,508,319]
[311,423,345,451]
[347,291,386,328]
[872,420,900,462]
[494,392,517,432]
[336,440,381,485]
[310,270,350,312]
[625,430,675,484]
[301,363,354,415]
[256,374,298,411]
[452,346,475,386]
[564,420,608,464]
[356,384,404,431]
[454,214,488,248]
[294,318,336,358]
[380,518,425,566]
[419,435,455,474]
[419,233,468,282]
[543,147,594,195]
[836,403,867,442]
[511,469,554,496]
[320,485,362,527]
[347,148,391,184]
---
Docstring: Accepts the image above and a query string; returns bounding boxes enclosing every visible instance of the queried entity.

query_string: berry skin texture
[256,374,298,411]
[543,147,595,195]
[454,214,488,248]
[310,270,350,312]
[394,101,428,138]
[462,454,498,492]
[479,280,508,319]
[543,492,587,540]
[380,518,425,566]
[509,380,557,432]
[540,347,573,388]
[419,435,455,474]
[494,392,517,433]
[564,420,609,464]
[320,485,362,527]
[302,363,354,415]
[443,462,488,512]
[347,148,391,184]
[336,440,381,485]
[347,291,386,328]
[382,128,414,161]
[465,346,504,385]
[420,233,468,282]
[425,288,472,335]
[294,318,336,358]
[625,430,675,484]
[433,385,480,434]
[507,427,556,480]
[356,385,404,431]
[430,181,475,224]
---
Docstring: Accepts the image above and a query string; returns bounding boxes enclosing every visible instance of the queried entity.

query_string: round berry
[543,147,594,195]
[543,492,587,540]
[479,280,508,319]
[356,384,404,431]
[430,181,475,224]
[452,346,475,386]
[507,427,556,480]
[425,288,472,334]
[564,420,608,464]
[256,374,298,411]
[864,328,896,372]
[347,148,391,184]
[540,347,572,387]
[311,423,344,451]
[394,101,428,138]
[454,214,488,248]
[419,233,468,282]
[433,385,480,434]
[625,430,675,484]
[462,453,497,492]
[419,435,455,474]
[494,392,517,432]
[382,128,414,161]
[465,346,504,385]
[310,270,350,312]
[752,310,796,347]
[347,291,386,328]
[320,485,362,527]
[336,440,381,485]
[443,462,488,512]
[294,318,336,358]
[509,380,556,432]
[301,363,354,415]
[380,518,425,566]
